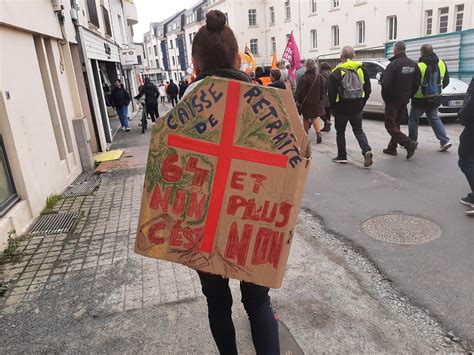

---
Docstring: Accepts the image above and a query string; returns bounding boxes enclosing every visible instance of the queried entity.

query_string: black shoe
[460,196,474,208]
[406,141,418,160]
[321,122,331,132]
[317,135,322,144]
[364,151,373,167]
[332,156,348,164]
[383,148,398,156]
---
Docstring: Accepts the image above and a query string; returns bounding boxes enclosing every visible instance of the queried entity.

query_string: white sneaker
[121,127,126,131]
[466,209,474,216]
[439,142,452,152]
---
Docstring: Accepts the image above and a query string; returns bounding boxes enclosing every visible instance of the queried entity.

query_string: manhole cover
[362,214,442,245]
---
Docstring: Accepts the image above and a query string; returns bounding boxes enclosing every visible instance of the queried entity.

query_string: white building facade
[0,0,142,248]
[0,0,84,246]
[143,2,207,83]
[72,0,142,152]
[207,0,474,65]
[144,0,473,78]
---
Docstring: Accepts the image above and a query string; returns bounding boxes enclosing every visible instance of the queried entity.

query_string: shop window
[0,136,19,217]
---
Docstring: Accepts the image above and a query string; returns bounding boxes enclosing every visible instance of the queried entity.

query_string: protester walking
[268,69,286,89]
[134,77,159,123]
[328,46,373,167]
[179,80,189,100]
[319,62,332,132]
[381,41,420,159]
[166,80,179,107]
[409,44,452,152]
[186,9,280,355]
[158,81,167,103]
[297,59,325,144]
[110,79,131,131]
[458,77,474,216]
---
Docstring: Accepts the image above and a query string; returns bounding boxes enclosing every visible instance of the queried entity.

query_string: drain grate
[26,212,80,236]
[62,174,101,198]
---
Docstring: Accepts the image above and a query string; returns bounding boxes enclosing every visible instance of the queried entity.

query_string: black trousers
[459,127,474,196]
[385,102,410,149]
[335,112,371,158]
[324,106,331,122]
[170,96,178,107]
[146,103,158,122]
[197,271,280,355]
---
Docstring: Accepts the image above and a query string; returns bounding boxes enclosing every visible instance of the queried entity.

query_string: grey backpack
[339,68,364,100]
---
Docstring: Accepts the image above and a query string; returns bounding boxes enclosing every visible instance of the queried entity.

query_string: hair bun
[206,10,226,31]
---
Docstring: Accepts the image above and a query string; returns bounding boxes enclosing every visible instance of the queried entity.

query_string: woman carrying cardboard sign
[189,10,280,355]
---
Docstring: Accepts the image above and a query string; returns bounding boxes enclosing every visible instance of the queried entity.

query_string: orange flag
[271,51,278,69]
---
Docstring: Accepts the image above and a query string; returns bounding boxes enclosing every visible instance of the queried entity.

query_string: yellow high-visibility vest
[414,60,446,98]
[332,60,365,102]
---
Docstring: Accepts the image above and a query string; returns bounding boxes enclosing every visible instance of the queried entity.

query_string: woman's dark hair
[270,69,281,81]
[320,62,331,71]
[192,10,239,72]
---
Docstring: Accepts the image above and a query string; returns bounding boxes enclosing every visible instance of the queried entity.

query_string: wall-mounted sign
[120,49,138,65]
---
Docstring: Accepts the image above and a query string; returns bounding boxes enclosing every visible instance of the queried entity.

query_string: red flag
[282,33,301,80]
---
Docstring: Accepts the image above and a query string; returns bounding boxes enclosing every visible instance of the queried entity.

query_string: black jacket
[381,52,420,106]
[135,82,159,105]
[179,83,189,99]
[459,78,474,160]
[328,63,371,115]
[411,53,450,108]
[110,86,131,109]
[268,80,286,89]
[459,77,474,127]
[166,82,179,97]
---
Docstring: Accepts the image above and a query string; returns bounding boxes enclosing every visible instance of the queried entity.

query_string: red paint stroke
[167,81,289,253]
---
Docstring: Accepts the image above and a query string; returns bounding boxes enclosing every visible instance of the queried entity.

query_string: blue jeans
[116,106,129,128]
[197,271,280,355]
[408,106,449,145]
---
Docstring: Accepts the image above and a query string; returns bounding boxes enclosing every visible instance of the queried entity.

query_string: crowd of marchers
[108,37,474,219]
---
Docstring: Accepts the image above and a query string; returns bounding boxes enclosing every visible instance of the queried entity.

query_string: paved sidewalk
[0,106,467,353]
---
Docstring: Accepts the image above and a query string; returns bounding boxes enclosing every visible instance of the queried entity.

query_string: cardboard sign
[135,77,310,288]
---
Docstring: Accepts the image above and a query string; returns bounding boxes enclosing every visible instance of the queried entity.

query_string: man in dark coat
[319,62,332,132]
[381,41,420,159]
[458,77,474,216]
[179,80,189,100]
[166,80,179,107]
[297,59,325,144]
[134,78,159,122]
[110,79,131,131]
[328,46,373,167]
[268,69,286,90]
[409,44,452,152]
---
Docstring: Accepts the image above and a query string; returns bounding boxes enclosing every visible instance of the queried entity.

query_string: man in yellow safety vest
[408,44,452,152]
[328,46,373,167]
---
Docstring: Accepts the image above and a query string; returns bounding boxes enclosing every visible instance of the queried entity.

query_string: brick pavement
[0,167,202,316]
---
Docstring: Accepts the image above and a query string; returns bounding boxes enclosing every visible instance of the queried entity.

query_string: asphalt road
[302,114,473,347]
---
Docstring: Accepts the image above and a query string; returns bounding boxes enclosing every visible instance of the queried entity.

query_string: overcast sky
[133,0,198,42]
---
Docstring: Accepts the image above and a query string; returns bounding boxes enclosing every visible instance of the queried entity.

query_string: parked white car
[361,59,468,118]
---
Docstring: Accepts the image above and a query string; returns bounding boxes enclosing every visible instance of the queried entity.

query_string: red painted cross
[167,81,289,253]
